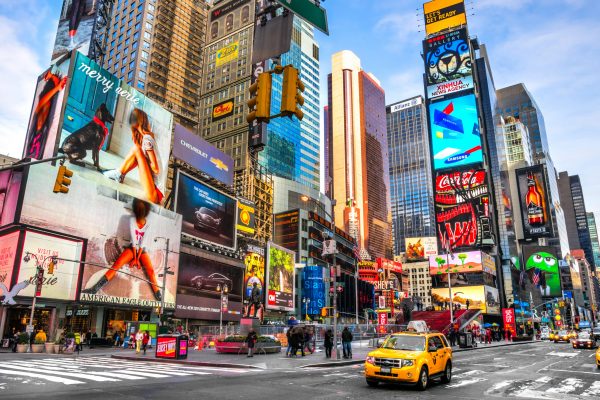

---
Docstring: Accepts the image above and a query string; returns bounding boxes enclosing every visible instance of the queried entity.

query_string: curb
[302,359,364,368]
[110,354,263,370]
[453,340,542,352]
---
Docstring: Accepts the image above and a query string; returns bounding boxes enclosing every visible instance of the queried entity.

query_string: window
[141,51,149,59]
[301,237,307,251]
[130,61,135,69]
[144,31,151,40]
[127,71,134,80]
[140,60,147,70]
[301,219,308,232]
[137,81,145,90]
[139,70,146,80]
[143,41,150,49]
[147,13,154,21]
[148,4,155,12]
[145,22,152,30]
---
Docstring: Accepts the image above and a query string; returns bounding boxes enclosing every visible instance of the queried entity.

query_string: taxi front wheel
[441,362,452,384]
[416,366,429,391]
[366,379,379,387]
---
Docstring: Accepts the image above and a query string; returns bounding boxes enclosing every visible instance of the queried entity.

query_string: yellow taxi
[365,332,452,390]
[596,347,600,369]
[548,331,557,341]
[553,329,571,343]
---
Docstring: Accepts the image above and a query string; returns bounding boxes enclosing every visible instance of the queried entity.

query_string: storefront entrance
[3,306,54,338]
[103,308,151,338]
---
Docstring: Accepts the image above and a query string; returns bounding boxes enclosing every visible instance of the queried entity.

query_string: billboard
[485,286,500,315]
[174,171,237,250]
[175,252,244,321]
[522,245,561,298]
[20,163,182,308]
[273,210,300,253]
[423,28,473,99]
[430,251,483,275]
[429,93,482,170]
[0,170,23,227]
[237,198,256,235]
[243,245,265,300]
[216,42,240,67]
[405,237,437,261]
[303,265,325,316]
[51,0,114,62]
[431,285,488,313]
[172,124,234,186]
[423,0,467,36]
[435,169,492,250]
[212,98,235,122]
[0,231,20,290]
[266,242,295,311]
[515,165,553,238]
[16,230,84,301]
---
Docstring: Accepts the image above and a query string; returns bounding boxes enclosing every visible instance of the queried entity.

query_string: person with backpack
[245,329,258,357]
[341,327,353,359]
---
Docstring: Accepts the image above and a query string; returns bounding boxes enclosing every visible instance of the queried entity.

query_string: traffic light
[53,165,73,193]
[280,65,305,120]
[246,72,272,124]
[47,259,55,275]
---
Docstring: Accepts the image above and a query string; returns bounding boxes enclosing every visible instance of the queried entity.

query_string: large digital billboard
[243,244,265,300]
[423,0,467,36]
[431,285,490,313]
[429,93,482,170]
[175,252,244,321]
[0,231,20,290]
[24,51,174,206]
[430,251,483,275]
[16,230,84,301]
[273,210,300,254]
[303,266,325,316]
[405,237,437,261]
[266,242,295,312]
[51,0,114,63]
[20,163,182,308]
[522,245,561,298]
[237,197,256,236]
[172,124,234,186]
[435,169,493,250]
[423,28,473,99]
[515,165,553,239]
[174,171,237,250]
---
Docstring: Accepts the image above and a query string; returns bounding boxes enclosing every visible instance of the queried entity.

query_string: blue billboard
[302,266,325,316]
[429,93,483,170]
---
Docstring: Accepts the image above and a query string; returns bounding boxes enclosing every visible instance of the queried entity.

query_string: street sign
[275,0,329,35]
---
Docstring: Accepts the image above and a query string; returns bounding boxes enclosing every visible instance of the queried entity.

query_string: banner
[175,252,244,321]
[20,163,182,308]
[431,285,488,312]
[423,28,473,99]
[515,165,553,238]
[174,171,237,250]
[429,93,483,170]
[485,286,500,315]
[172,124,234,186]
[423,0,467,36]
[266,242,295,311]
[211,98,235,122]
[216,41,240,67]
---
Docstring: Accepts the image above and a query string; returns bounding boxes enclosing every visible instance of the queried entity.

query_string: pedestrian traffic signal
[280,65,305,120]
[246,72,272,124]
[53,165,73,193]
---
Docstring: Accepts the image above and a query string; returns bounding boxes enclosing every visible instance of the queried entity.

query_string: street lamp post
[218,284,229,337]
[445,243,455,327]
[302,297,311,320]
[154,237,172,327]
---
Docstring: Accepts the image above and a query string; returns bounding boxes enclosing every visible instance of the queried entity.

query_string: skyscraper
[326,50,392,260]
[259,18,320,191]
[587,212,600,267]
[386,96,435,256]
[104,0,207,129]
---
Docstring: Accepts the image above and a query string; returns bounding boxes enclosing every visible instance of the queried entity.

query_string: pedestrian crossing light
[246,72,272,124]
[53,165,73,193]
[280,65,305,120]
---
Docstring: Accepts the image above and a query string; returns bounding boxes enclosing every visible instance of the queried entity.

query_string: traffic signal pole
[0,155,66,172]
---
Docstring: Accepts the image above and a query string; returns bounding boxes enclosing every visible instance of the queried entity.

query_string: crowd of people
[446,322,516,346]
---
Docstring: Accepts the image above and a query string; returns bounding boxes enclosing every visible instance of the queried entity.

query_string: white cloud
[374,12,421,43]
[0,15,44,158]
[384,68,425,104]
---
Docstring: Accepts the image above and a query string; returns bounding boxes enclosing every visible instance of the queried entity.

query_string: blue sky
[0,0,599,218]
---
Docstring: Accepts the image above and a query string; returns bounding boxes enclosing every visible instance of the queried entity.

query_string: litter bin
[458,332,473,348]
[156,334,189,360]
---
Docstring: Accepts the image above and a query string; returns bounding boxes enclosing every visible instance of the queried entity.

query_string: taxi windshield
[558,330,568,336]
[382,335,426,351]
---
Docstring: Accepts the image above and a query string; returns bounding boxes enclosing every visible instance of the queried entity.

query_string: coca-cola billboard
[435,168,493,251]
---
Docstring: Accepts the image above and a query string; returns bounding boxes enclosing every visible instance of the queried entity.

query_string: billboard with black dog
[174,171,237,250]
[23,50,173,206]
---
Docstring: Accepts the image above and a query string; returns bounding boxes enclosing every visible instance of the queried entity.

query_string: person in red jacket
[142,331,150,355]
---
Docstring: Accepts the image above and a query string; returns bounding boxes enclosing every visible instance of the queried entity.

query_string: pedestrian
[135,330,143,354]
[285,328,292,357]
[142,330,150,355]
[86,329,92,348]
[466,299,470,309]
[245,329,258,357]
[341,327,353,359]
[485,328,492,344]
[449,326,456,346]
[74,332,81,353]
[304,327,314,354]
[324,329,333,358]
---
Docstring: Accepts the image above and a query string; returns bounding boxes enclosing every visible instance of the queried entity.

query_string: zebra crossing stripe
[546,377,585,394]
[0,363,119,382]
[581,381,600,397]
[87,371,146,380]
[0,368,84,385]
[117,369,175,378]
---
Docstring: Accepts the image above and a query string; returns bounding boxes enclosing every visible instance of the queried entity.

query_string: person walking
[466,299,470,309]
[135,330,143,354]
[245,329,258,357]
[341,327,353,359]
[324,329,333,358]
[485,328,492,344]
[448,326,456,346]
[142,331,150,355]
[85,329,92,348]
[285,328,292,357]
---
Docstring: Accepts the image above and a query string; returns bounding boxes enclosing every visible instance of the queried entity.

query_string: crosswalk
[0,356,255,388]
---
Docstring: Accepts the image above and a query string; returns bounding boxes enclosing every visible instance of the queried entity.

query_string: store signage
[502,308,516,331]
[211,0,251,20]
[216,41,240,67]
[423,0,467,36]
[390,97,422,113]
[373,280,397,291]
[378,312,388,325]
[212,98,235,122]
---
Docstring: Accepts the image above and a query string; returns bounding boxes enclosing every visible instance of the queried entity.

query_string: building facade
[587,212,600,268]
[104,0,207,129]
[386,96,435,257]
[326,50,392,260]
[402,261,433,310]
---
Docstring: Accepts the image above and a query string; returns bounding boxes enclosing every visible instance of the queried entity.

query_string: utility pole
[446,242,454,327]
[157,237,170,326]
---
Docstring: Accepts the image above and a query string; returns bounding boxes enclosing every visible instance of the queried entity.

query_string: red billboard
[156,336,177,359]
[502,308,516,332]
[435,168,493,250]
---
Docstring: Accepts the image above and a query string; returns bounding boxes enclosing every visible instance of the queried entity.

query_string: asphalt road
[0,341,598,399]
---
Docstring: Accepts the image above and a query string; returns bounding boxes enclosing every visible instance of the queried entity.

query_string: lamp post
[217,283,229,337]
[22,252,56,352]
[154,237,173,327]
[302,297,311,321]
[444,243,456,327]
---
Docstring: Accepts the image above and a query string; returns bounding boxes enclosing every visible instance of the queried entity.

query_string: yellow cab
[596,347,600,369]
[365,326,452,391]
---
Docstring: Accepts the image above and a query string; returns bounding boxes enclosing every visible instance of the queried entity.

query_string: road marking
[445,377,487,388]
[0,368,83,385]
[454,369,483,378]
[546,377,584,394]
[0,363,119,382]
[581,381,600,397]
[485,380,514,393]
[546,368,600,376]
[547,351,579,358]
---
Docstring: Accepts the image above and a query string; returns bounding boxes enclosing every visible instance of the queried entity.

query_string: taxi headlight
[401,359,414,367]
[366,356,375,365]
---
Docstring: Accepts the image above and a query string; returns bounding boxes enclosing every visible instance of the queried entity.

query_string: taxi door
[425,337,442,375]
[430,336,447,374]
